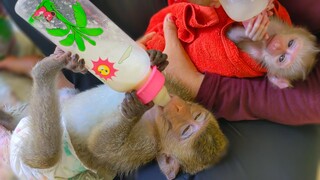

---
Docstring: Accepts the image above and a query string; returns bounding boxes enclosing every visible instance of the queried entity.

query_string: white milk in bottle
[219,0,269,21]
[15,0,170,106]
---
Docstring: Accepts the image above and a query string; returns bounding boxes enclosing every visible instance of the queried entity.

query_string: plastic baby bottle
[219,0,269,22]
[15,0,171,106]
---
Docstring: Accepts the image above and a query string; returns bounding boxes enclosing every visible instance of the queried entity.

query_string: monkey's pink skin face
[266,34,301,68]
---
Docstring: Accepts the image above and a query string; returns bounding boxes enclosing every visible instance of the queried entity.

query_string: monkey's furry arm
[89,91,154,151]
[88,91,157,173]
[19,53,71,169]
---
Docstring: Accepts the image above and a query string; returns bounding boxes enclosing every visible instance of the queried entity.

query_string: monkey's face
[156,95,228,174]
[157,96,209,143]
[264,28,319,82]
[265,33,301,69]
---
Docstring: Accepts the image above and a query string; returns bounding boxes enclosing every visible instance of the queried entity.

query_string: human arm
[162,13,320,125]
[196,64,320,125]
[0,55,42,77]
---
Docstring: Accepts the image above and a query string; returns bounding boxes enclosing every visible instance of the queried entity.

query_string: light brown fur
[227,17,319,88]
[5,51,228,179]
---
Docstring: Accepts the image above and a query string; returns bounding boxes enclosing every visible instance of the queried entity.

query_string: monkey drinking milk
[145,3,319,89]
[227,17,319,88]
[4,50,228,180]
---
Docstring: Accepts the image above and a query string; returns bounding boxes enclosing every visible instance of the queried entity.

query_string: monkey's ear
[156,153,180,180]
[268,75,292,89]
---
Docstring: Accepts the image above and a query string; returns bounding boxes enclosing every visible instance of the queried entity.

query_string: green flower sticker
[30,0,103,52]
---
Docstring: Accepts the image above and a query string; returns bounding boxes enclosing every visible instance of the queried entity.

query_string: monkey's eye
[181,125,193,139]
[288,39,295,47]
[278,54,286,63]
[193,112,206,122]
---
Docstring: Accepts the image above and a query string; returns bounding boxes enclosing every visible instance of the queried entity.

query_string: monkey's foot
[31,52,71,81]
[65,54,88,74]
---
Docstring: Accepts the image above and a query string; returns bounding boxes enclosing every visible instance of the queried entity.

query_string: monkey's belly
[61,85,125,137]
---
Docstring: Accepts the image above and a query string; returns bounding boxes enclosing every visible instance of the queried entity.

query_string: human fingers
[136,32,156,50]
[163,13,179,48]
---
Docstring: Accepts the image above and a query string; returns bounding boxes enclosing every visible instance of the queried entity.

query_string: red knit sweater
[145,2,291,78]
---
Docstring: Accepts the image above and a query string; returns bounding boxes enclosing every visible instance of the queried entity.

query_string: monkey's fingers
[78,59,88,74]
[252,14,270,41]
[65,54,88,73]
[132,91,154,108]
[244,18,255,38]
[56,51,72,65]
[121,94,134,119]
[120,106,131,119]
[148,50,163,65]
[156,61,169,72]
[53,46,66,57]
[153,53,168,65]
[131,91,154,115]
[248,14,264,40]
[147,49,157,62]
[151,53,169,71]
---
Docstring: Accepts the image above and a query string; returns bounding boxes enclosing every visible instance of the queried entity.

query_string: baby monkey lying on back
[146,2,319,89]
[227,17,319,88]
[3,50,228,180]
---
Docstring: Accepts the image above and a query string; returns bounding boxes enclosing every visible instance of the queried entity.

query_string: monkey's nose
[272,42,281,50]
[175,105,183,112]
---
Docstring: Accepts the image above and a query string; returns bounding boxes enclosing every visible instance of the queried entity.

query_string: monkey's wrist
[119,108,141,122]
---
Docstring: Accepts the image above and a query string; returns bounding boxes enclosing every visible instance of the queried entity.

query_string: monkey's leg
[19,53,71,169]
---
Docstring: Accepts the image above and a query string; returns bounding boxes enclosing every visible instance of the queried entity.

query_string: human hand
[136,32,156,50]
[162,13,204,98]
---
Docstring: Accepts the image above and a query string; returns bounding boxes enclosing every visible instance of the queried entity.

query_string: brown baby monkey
[4,50,228,180]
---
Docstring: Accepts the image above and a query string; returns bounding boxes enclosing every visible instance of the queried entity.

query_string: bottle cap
[136,66,165,104]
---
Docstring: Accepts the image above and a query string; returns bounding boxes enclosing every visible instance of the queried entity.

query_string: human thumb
[163,13,179,46]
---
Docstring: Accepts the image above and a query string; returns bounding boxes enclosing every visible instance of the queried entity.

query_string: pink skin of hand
[242,0,275,41]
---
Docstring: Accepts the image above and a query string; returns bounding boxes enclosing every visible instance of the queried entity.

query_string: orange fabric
[146,2,291,78]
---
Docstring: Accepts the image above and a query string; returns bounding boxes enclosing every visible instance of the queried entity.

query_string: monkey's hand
[147,50,168,72]
[243,11,270,41]
[53,47,88,74]
[121,91,154,120]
